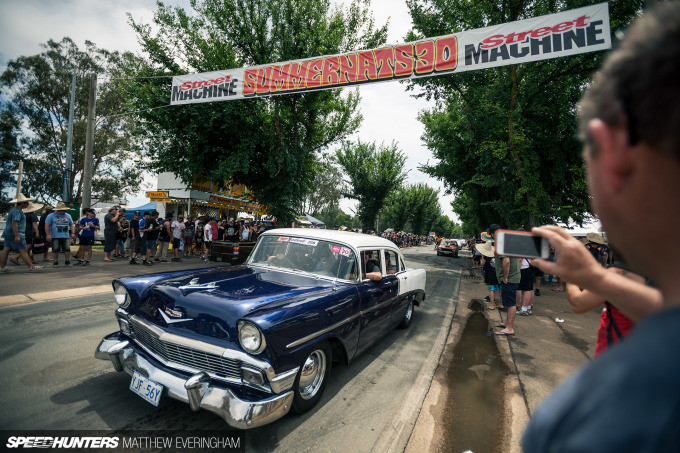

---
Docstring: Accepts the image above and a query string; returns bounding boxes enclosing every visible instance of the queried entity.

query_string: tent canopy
[299,213,325,226]
[124,202,157,220]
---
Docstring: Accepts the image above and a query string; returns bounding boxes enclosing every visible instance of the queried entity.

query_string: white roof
[262,228,397,249]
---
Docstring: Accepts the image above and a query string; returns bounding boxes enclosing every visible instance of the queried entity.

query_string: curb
[373,266,462,452]
[0,284,112,308]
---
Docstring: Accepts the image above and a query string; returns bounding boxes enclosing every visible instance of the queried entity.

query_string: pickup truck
[209,240,256,265]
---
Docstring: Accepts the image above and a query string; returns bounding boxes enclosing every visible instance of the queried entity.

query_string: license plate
[130,371,163,407]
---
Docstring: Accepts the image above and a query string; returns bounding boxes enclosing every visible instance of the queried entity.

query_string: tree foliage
[0,38,144,207]
[299,155,344,216]
[0,110,23,213]
[119,0,388,224]
[382,183,441,235]
[430,214,462,238]
[335,139,407,229]
[406,0,643,232]
[313,202,353,229]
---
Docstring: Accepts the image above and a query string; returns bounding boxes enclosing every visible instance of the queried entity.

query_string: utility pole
[82,73,97,209]
[62,72,76,202]
[15,161,23,199]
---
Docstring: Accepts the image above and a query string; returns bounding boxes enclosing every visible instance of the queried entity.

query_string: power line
[0,170,61,176]
[99,74,178,81]
[97,104,172,119]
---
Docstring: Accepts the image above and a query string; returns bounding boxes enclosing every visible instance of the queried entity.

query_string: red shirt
[594,303,635,357]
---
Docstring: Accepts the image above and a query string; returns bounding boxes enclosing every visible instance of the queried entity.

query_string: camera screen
[503,234,542,257]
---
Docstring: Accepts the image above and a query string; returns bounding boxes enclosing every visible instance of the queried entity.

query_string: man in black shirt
[38,205,53,262]
[129,211,142,264]
[154,212,172,262]
[146,211,161,260]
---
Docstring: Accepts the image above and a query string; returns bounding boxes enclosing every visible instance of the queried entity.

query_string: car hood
[127,265,342,345]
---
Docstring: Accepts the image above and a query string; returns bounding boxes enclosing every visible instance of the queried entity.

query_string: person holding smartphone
[523,5,679,451]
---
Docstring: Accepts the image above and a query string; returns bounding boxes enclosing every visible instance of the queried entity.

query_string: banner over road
[170,3,610,105]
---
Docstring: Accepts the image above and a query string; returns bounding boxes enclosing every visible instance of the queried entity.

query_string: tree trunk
[507,64,536,229]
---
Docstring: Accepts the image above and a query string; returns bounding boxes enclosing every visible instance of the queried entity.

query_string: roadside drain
[441,300,509,453]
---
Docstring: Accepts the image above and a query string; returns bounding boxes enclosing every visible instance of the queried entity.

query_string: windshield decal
[277,236,291,242]
[289,237,319,246]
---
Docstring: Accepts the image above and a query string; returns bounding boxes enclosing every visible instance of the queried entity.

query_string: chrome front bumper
[95,333,294,429]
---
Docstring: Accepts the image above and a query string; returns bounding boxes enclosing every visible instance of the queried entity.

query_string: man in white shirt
[171,215,185,262]
[203,218,214,263]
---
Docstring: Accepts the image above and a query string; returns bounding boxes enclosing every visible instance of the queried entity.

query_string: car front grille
[130,319,241,381]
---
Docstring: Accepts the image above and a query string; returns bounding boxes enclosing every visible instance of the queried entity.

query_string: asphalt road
[0,246,463,452]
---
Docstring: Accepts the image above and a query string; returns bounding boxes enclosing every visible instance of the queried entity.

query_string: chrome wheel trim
[298,349,327,400]
[405,300,413,323]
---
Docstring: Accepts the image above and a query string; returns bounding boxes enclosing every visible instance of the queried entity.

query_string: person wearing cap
[1,193,43,272]
[103,206,121,261]
[138,211,155,266]
[45,201,75,267]
[240,219,252,242]
[72,207,89,264]
[73,209,99,265]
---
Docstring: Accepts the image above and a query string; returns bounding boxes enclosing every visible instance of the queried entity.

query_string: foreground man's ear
[588,118,635,193]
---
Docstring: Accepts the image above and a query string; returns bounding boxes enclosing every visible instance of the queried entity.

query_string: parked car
[437,240,459,257]
[95,228,426,429]
[209,240,256,265]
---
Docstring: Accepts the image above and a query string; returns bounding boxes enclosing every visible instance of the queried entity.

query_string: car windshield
[444,241,456,246]
[248,235,359,281]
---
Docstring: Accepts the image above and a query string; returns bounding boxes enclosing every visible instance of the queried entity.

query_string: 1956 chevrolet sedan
[96,228,426,429]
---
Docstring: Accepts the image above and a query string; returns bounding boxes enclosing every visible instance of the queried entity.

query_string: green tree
[336,139,407,229]
[407,0,643,229]
[120,0,388,224]
[0,38,144,205]
[300,155,344,216]
[430,215,453,237]
[382,183,441,235]
[0,110,23,212]
[314,201,353,228]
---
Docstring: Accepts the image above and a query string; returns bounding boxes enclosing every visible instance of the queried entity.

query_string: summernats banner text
[170,3,610,105]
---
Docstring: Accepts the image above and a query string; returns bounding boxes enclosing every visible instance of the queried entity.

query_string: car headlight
[113,282,131,308]
[238,321,266,354]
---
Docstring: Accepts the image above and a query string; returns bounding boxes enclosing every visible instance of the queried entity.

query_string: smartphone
[494,229,550,259]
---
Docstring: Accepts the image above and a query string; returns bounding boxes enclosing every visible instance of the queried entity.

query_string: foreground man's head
[578,3,680,298]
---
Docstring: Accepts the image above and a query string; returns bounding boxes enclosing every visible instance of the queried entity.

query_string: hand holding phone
[494,229,550,259]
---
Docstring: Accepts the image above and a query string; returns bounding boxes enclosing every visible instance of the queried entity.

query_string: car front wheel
[291,341,332,413]
[399,299,414,329]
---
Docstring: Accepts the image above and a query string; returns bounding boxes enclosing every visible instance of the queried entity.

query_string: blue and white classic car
[96,228,426,428]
